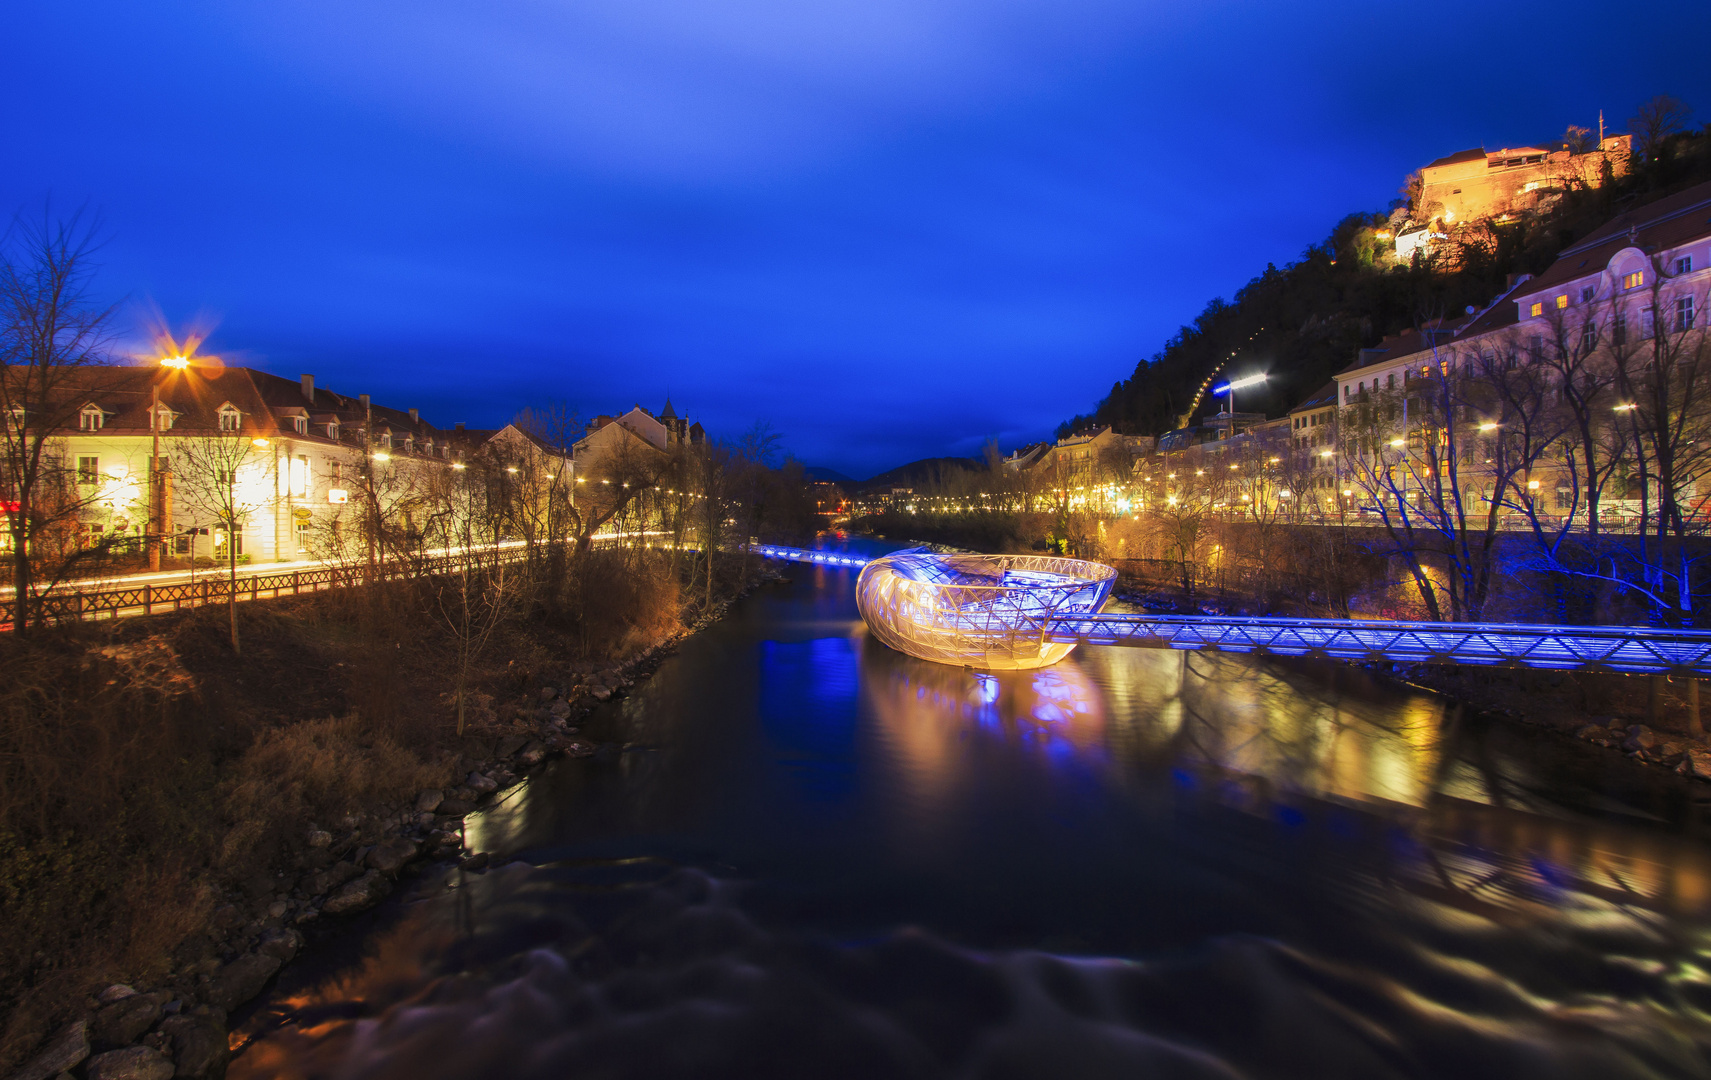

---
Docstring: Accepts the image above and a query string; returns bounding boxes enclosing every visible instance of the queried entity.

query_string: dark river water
[235,540,1711,1079]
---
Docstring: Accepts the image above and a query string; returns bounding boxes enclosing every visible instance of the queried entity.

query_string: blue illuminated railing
[748,545,1711,676]
[1043,613,1711,677]
[749,545,872,569]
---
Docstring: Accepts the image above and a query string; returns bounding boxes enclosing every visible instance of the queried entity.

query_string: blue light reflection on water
[236,537,1711,1080]
[758,637,860,804]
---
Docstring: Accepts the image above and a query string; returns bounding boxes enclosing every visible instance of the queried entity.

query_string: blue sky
[6,1,1709,477]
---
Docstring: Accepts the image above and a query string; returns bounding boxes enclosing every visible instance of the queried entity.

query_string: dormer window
[152,404,176,431]
[380,431,392,450]
[327,421,339,440]
[79,404,105,431]
[403,434,414,453]
[292,415,308,435]
[217,403,241,432]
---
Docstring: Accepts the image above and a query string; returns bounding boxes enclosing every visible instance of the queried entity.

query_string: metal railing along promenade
[0,532,662,631]
[751,544,1711,678]
[0,547,532,630]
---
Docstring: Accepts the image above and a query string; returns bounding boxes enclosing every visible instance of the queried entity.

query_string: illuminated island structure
[854,551,1116,670]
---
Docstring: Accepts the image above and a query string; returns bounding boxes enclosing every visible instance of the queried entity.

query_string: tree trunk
[11,524,30,634]
[228,530,241,654]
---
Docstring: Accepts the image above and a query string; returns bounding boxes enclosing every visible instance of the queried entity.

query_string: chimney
[300,374,315,404]
[455,421,465,431]
[408,408,419,424]
[359,394,370,411]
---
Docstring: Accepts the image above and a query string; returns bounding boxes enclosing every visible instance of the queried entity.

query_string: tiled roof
[1289,380,1339,413]
[20,363,450,457]
[1425,147,1486,170]
[1520,180,1711,294]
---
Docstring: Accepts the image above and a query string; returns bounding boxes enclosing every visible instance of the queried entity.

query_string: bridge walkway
[750,545,1711,678]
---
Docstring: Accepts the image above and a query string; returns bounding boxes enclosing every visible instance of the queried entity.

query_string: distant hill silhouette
[858,456,983,492]
[803,466,856,484]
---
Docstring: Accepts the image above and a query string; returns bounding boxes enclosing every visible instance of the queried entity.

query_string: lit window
[76,455,99,484]
[1622,270,1644,291]
[1556,294,1568,309]
[290,454,309,497]
[218,404,241,432]
[79,404,104,431]
[1529,301,1543,317]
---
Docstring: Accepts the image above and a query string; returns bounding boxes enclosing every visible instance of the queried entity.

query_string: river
[232,539,1711,1078]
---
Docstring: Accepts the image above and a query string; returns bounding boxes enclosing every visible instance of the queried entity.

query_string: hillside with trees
[1062,96,1711,437]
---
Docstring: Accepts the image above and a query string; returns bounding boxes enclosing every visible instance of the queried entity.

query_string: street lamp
[1210,373,1267,438]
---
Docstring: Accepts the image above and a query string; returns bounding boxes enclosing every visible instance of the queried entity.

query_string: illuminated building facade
[9,364,456,563]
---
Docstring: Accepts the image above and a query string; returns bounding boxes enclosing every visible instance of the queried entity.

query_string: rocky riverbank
[3,569,784,1080]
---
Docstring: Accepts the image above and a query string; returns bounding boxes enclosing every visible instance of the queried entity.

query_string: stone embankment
[4,579,776,1080]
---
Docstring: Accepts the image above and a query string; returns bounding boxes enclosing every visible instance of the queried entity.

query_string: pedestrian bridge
[751,545,1711,678]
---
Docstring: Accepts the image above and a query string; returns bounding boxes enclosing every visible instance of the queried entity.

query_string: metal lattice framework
[1046,612,1711,677]
[751,546,1711,677]
[852,551,1116,670]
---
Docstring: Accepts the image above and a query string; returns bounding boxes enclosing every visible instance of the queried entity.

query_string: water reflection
[235,546,1711,1078]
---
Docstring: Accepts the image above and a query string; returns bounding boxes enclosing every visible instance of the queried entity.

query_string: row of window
[1524,258,1695,318]
[69,403,448,456]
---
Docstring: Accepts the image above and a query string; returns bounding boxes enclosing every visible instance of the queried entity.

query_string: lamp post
[151,356,189,571]
[1210,373,1267,440]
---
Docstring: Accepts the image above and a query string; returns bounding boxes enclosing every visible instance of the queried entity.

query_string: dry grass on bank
[0,548,745,1074]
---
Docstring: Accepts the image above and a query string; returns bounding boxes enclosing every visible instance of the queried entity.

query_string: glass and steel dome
[855,551,1116,670]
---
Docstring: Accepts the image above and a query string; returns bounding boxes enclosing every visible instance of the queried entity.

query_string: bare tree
[173,433,277,652]
[0,207,118,631]
[1342,330,1564,622]
[690,438,741,609]
[426,458,516,734]
[1629,95,1693,161]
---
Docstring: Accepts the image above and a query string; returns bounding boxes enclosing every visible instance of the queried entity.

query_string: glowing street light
[160,356,190,370]
[1210,372,1267,436]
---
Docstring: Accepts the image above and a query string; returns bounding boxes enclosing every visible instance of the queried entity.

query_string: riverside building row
[997,180,1711,524]
[0,361,702,565]
[1185,180,1711,523]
